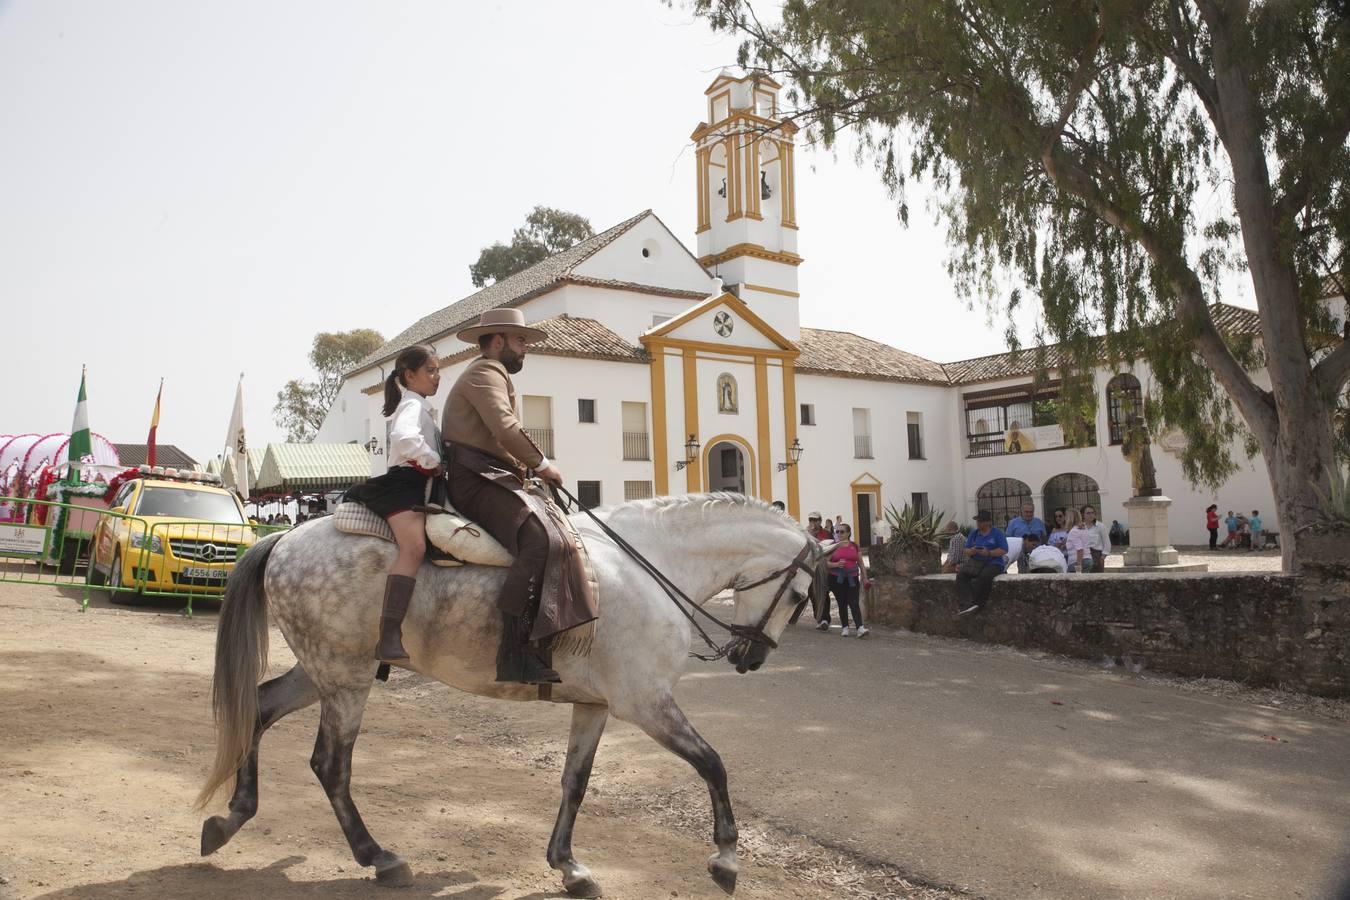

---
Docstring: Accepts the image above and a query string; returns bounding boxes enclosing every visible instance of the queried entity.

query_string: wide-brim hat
[456,308,549,344]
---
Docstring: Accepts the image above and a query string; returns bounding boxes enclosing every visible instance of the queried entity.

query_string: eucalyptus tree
[689,0,1348,570]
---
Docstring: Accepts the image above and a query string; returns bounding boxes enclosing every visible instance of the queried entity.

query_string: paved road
[660,618,1350,899]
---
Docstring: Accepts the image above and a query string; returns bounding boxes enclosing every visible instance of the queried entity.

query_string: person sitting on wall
[941,520,966,575]
[956,510,1007,615]
[1005,502,1047,573]
[1023,532,1068,574]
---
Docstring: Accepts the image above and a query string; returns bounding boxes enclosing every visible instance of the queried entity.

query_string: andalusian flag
[66,366,91,484]
[146,378,163,467]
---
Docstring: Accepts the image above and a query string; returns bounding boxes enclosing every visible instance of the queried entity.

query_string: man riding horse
[441,308,599,685]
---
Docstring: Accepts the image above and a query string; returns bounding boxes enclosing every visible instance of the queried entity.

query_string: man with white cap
[441,308,598,684]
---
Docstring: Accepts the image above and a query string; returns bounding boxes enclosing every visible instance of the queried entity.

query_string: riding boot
[494,612,561,685]
[376,574,415,665]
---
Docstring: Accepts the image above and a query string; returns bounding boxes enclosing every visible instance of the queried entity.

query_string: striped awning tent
[254,443,371,494]
[220,447,265,497]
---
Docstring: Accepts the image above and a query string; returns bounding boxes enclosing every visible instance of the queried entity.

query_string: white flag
[224,374,248,500]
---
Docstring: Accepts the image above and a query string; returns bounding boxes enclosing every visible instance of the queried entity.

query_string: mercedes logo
[200,543,218,562]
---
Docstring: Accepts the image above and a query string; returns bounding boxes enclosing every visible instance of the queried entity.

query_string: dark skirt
[344,465,427,519]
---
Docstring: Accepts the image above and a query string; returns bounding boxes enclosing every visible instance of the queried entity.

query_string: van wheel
[107,552,138,605]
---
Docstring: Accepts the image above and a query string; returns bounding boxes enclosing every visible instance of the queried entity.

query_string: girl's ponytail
[381,343,436,418]
[381,371,402,418]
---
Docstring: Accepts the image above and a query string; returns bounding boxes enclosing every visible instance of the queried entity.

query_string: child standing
[343,345,442,664]
[1249,510,1263,551]
[1222,510,1239,548]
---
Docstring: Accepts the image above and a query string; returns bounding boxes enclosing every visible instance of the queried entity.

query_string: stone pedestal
[1122,495,1207,572]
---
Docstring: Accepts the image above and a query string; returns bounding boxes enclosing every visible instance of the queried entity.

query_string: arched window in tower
[716,373,739,414]
[708,141,729,221]
[1106,373,1143,445]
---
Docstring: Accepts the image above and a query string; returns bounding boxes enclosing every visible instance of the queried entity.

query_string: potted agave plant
[870,502,946,578]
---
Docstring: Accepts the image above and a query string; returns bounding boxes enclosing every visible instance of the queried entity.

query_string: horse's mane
[597,492,824,559]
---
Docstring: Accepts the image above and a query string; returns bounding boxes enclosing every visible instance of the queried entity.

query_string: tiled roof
[112,443,199,469]
[353,210,675,373]
[941,303,1263,385]
[441,316,647,366]
[796,328,949,384]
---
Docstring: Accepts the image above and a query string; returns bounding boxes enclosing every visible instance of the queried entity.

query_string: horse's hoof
[200,816,233,857]
[374,859,414,888]
[708,855,738,894]
[563,868,604,898]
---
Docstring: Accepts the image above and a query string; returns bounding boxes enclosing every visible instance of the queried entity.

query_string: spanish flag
[147,378,163,467]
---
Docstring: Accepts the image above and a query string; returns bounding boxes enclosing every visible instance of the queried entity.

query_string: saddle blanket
[332,500,512,568]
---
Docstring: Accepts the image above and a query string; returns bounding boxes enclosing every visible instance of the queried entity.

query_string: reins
[550,484,814,661]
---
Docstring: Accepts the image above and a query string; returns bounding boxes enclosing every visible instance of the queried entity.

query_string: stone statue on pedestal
[1121,413,1162,498]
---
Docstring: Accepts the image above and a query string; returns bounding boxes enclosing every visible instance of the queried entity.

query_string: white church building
[320,71,1345,546]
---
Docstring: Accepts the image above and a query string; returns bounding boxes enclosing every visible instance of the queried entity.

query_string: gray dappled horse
[196,493,828,897]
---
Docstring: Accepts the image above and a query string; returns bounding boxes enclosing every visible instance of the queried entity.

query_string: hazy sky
[0,1,1254,466]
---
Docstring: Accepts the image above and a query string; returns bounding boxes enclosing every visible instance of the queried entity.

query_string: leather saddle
[332,499,512,568]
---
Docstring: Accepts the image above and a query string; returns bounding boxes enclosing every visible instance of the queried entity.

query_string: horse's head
[724,525,836,675]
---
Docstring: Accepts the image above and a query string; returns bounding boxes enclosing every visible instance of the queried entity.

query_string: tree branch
[1273,109,1350,226]
[1315,338,1350,396]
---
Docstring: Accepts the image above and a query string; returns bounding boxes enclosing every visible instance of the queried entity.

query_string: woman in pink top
[820,522,869,637]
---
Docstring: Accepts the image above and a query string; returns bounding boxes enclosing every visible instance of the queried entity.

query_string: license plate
[182,567,228,579]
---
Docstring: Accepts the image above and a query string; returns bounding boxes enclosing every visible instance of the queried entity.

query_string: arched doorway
[705,439,748,494]
[975,478,1032,528]
[1042,473,1102,520]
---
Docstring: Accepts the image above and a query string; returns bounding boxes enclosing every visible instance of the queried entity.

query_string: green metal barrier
[0,497,290,616]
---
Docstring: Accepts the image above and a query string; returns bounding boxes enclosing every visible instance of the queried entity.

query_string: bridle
[551,484,817,661]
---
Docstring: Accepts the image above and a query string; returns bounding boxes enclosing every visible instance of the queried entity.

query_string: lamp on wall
[674,434,701,471]
[776,438,803,472]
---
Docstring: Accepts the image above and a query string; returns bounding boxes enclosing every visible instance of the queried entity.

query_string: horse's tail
[195,530,285,810]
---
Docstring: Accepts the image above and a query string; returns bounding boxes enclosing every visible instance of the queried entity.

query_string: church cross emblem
[713,311,734,338]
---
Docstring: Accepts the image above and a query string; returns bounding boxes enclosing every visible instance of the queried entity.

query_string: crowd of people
[1207,505,1269,551]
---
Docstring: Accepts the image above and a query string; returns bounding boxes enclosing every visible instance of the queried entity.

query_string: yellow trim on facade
[650,346,670,495]
[849,472,883,540]
[743,283,800,298]
[705,72,782,94]
[780,140,797,228]
[695,145,710,234]
[641,290,799,352]
[700,434,757,496]
[698,242,804,269]
[648,336,798,361]
[755,357,772,502]
[682,348,701,492]
[782,359,800,520]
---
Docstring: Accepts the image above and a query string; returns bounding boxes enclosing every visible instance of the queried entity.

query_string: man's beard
[500,346,524,374]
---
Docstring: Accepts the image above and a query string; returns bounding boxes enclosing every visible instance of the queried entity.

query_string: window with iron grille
[800,403,816,426]
[621,401,649,460]
[1105,373,1142,445]
[578,399,596,424]
[852,408,872,458]
[523,395,554,457]
[577,481,602,509]
[975,478,1033,528]
[1042,473,1102,520]
[623,480,653,501]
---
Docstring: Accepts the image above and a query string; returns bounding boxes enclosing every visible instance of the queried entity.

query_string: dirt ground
[0,582,949,900]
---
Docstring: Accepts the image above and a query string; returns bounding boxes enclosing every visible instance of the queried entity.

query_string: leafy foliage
[688,0,1349,566]
[882,502,946,552]
[1312,464,1350,527]
[469,206,595,287]
[273,329,385,442]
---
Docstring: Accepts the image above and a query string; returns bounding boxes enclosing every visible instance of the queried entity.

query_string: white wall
[793,374,958,535]
[572,214,713,294]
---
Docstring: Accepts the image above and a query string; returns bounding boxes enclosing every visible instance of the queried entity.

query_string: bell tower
[692,70,801,340]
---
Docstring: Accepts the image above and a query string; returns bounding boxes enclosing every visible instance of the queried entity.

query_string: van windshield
[134,487,245,523]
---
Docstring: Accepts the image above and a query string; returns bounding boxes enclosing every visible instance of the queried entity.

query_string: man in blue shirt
[1004,502,1046,573]
[957,510,1009,614]
[1249,510,1263,551]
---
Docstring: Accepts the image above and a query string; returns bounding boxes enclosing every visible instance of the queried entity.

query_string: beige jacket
[442,357,545,469]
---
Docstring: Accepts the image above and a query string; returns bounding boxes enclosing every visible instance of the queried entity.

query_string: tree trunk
[1260,389,1338,572]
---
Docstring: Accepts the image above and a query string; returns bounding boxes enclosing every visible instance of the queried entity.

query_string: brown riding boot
[376,574,416,665]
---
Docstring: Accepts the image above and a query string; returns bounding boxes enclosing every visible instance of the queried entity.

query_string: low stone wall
[867,569,1349,697]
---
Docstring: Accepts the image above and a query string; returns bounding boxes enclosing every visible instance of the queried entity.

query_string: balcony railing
[524,428,554,458]
[853,434,873,459]
[622,431,650,461]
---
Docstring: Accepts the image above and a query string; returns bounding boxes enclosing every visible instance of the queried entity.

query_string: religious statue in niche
[1120,413,1162,497]
[717,373,738,414]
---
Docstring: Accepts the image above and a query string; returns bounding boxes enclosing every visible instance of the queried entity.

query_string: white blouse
[387,391,441,470]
